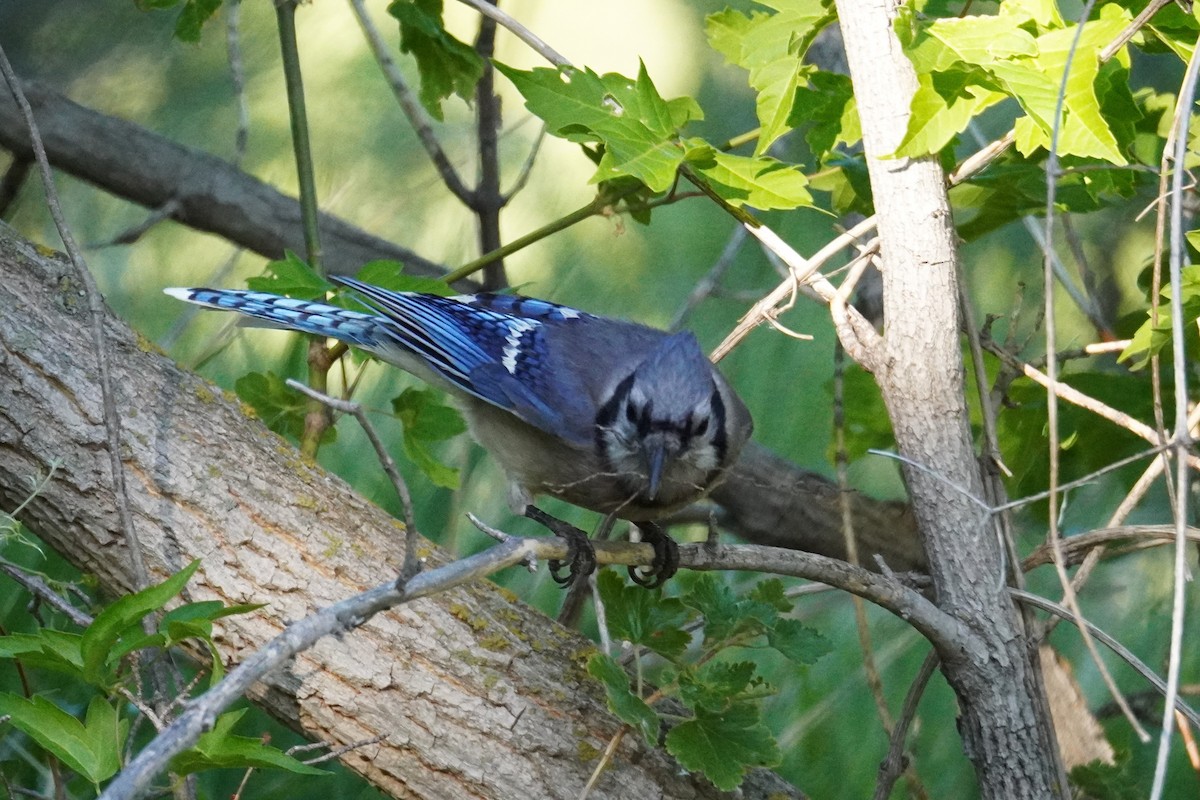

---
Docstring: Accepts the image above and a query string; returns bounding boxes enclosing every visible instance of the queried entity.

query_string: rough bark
[832,0,1065,796]
[0,224,803,800]
[0,78,927,574]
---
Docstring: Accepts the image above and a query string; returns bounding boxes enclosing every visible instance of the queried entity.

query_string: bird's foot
[628,523,679,589]
[524,506,596,587]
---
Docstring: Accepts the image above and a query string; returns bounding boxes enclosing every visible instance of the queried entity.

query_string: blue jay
[165,277,753,586]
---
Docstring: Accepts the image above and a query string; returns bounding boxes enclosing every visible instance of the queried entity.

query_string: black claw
[628,523,678,589]
[525,506,597,588]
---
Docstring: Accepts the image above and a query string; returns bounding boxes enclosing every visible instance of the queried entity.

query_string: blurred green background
[1,1,1196,797]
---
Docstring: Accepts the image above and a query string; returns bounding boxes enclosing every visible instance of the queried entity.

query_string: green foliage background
[1,0,1198,797]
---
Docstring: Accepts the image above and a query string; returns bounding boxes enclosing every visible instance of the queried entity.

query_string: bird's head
[596,332,733,503]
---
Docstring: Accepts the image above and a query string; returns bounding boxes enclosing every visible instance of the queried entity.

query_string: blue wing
[166,280,595,444]
[332,278,595,442]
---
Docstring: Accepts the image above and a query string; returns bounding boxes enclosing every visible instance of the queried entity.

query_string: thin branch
[0,562,93,628]
[289,733,389,766]
[1039,0,1146,746]
[1151,32,1200,799]
[90,199,181,249]
[0,46,150,596]
[285,379,420,579]
[873,650,938,800]
[349,0,472,203]
[985,346,1200,469]
[502,123,546,202]
[1011,588,1200,732]
[711,216,880,363]
[95,535,958,800]
[670,224,748,331]
[225,0,250,169]
[472,5,506,290]
[1022,525,1200,571]
[453,0,570,67]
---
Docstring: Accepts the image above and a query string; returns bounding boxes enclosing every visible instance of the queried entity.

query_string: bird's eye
[694,417,709,436]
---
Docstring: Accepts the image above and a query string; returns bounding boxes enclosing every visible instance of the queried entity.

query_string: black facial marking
[708,387,727,463]
[637,401,654,437]
[595,373,637,460]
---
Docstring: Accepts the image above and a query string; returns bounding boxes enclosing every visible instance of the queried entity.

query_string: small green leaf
[81,561,201,686]
[173,0,222,42]
[171,709,328,776]
[586,654,659,745]
[1068,756,1140,800]
[678,574,776,644]
[790,71,860,157]
[0,694,126,784]
[387,0,484,121]
[595,571,692,660]
[1119,263,1200,368]
[706,0,836,155]
[245,252,332,300]
[391,387,467,488]
[767,618,831,664]
[665,703,780,791]
[0,630,85,676]
[747,579,791,612]
[350,261,454,296]
[895,70,1006,158]
[677,661,763,712]
[235,371,335,444]
[691,150,812,211]
[496,61,698,192]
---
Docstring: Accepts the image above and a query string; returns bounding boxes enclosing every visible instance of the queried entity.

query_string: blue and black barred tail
[163,288,386,348]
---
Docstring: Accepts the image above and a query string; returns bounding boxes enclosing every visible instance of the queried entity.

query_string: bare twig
[453,0,570,67]
[349,0,472,203]
[1011,588,1200,732]
[289,733,389,765]
[285,379,420,579]
[711,217,880,363]
[580,725,627,800]
[225,0,250,168]
[1023,525,1200,570]
[670,224,748,331]
[1038,0,1147,746]
[0,46,151,593]
[502,123,546,202]
[873,650,938,800]
[1150,32,1200,799]
[986,347,1200,469]
[0,562,92,628]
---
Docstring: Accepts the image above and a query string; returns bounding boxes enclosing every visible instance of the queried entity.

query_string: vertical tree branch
[831,0,1065,795]
[472,2,506,290]
[275,0,333,455]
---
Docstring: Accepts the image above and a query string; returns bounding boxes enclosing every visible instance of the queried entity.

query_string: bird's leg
[524,506,597,587]
[628,522,679,589]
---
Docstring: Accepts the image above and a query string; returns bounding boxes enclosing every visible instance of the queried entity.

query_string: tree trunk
[831,0,1066,796]
[0,224,801,800]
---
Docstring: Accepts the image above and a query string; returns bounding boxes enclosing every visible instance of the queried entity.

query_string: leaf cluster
[0,563,319,791]
[587,571,830,791]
